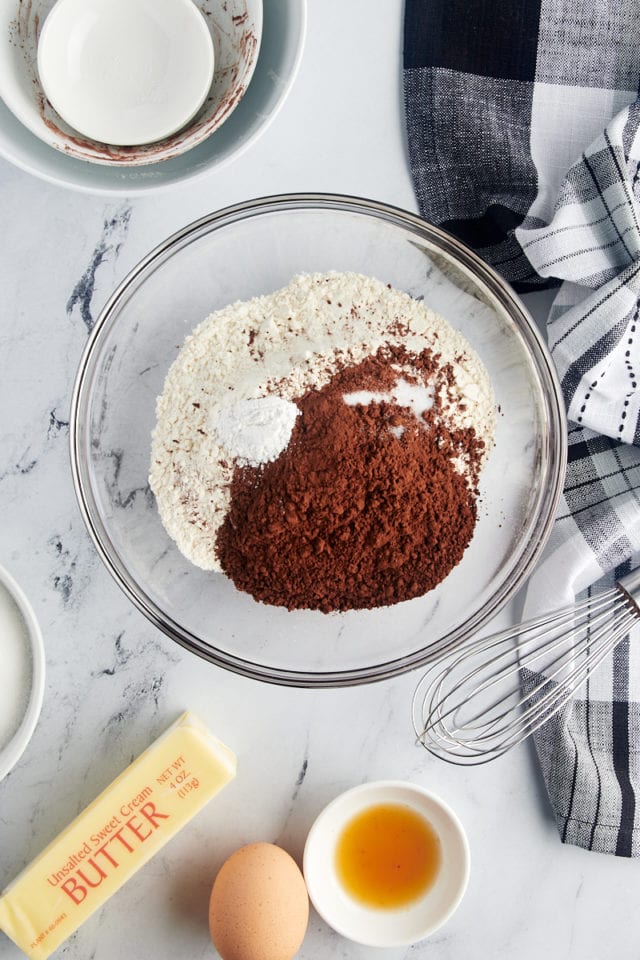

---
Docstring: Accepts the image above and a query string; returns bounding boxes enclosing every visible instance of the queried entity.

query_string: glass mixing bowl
[70,194,567,687]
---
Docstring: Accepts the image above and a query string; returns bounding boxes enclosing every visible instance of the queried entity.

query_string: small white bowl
[0,565,46,782]
[303,780,470,947]
[37,0,215,147]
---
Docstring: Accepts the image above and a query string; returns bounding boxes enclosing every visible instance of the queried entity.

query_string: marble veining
[66,206,132,333]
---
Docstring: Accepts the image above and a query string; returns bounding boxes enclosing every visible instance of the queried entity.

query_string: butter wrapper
[0,712,236,959]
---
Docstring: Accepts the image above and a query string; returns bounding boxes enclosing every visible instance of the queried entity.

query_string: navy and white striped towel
[404,1,640,855]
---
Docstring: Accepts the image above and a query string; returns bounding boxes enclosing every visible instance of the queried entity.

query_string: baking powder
[214,396,300,466]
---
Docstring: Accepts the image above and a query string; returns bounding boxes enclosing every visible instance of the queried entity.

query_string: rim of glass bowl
[70,193,567,688]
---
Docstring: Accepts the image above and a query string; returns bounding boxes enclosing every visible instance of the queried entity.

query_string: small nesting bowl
[0,0,261,166]
[36,0,216,148]
[70,194,567,687]
[303,781,470,947]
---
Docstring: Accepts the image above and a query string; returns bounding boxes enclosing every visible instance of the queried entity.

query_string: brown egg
[209,842,309,960]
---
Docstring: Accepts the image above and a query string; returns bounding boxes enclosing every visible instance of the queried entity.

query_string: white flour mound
[150,272,496,571]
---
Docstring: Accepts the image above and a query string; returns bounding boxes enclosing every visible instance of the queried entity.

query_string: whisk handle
[616,567,640,612]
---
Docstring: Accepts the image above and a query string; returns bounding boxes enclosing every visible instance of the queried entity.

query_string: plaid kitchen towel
[403,0,640,292]
[521,430,640,856]
[403,1,640,855]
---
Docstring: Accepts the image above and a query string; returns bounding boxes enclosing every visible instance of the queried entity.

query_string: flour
[150,272,496,571]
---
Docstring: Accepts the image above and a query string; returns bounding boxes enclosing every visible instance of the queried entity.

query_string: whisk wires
[413,585,638,765]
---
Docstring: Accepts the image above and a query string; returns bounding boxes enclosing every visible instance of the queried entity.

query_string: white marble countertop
[1,2,638,958]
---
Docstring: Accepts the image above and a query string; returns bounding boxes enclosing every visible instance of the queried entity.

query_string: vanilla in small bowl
[303,780,469,947]
[335,801,442,910]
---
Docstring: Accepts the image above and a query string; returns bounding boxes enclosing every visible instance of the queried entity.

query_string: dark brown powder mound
[216,347,484,613]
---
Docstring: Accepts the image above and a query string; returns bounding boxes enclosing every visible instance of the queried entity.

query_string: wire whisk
[413,567,640,765]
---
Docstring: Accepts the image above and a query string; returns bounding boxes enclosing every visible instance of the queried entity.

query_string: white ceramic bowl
[37,0,215,147]
[0,0,305,190]
[303,781,470,947]
[0,565,46,782]
[1,0,259,166]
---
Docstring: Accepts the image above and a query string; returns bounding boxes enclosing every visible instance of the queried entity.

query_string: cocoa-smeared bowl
[70,194,567,687]
[0,0,305,192]
[1,0,260,166]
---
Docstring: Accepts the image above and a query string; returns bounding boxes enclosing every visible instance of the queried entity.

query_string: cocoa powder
[216,346,485,613]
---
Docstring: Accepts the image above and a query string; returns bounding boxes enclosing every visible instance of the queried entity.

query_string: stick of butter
[0,711,236,960]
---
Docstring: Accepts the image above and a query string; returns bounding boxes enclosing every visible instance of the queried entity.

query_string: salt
[0,581,32,753]
[214,396,300,466]
[343,378,435,418]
